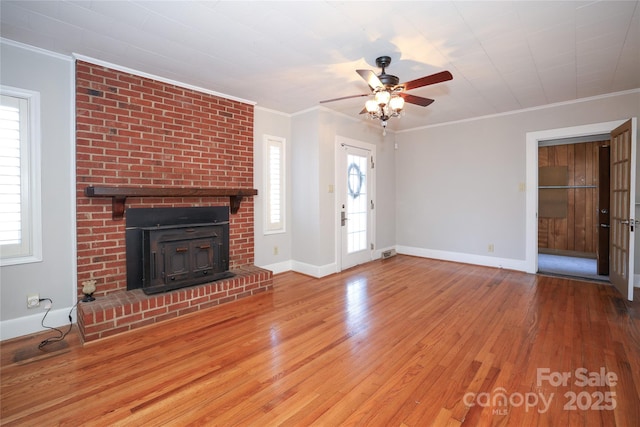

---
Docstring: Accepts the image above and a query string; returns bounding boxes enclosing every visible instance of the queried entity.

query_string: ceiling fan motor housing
[378,74,399,87]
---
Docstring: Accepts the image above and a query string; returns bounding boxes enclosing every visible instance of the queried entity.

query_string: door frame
[335,135,376,272]
[525,119,632,274]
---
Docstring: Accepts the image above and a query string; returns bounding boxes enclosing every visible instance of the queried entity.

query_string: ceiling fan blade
[320,93,370,104]
[400,93,435,107]
[356,69,384,90]
[400,70,453,91]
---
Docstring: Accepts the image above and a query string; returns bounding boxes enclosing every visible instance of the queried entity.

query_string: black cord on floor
[38,298,78,349]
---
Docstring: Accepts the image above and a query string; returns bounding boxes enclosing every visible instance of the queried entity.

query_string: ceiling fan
[320,56,453,133]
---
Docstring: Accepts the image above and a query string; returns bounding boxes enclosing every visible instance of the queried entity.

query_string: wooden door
[597,145,610,275]
[609,119,635,301]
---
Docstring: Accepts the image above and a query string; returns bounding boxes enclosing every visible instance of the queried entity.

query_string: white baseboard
[291,260,337,278]
[261,247,399,277]
[396,245,529,272]
[263,246,526,279]
[258,260,293,275]
[0,306,76,342]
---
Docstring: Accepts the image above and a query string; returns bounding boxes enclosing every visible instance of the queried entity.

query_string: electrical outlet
[27,294,40,309]
[273,246,279,255]
[488,244,495,253]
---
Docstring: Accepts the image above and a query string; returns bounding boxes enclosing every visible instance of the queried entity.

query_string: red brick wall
[76,61,255,298]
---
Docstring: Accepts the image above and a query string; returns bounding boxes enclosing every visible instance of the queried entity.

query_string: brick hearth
[78,266,272,343]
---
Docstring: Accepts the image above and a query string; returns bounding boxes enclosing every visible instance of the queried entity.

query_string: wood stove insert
[126,207,233,294]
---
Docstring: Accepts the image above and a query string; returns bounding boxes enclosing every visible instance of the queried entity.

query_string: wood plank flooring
[2,255,639,426]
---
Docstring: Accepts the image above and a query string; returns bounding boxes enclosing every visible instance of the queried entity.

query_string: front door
[339,142,374,270]
[609,119,636,301]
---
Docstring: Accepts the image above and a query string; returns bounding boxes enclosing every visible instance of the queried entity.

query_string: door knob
[620,219,637,231]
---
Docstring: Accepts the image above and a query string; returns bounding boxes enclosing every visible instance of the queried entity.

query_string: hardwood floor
[2,255,639,426]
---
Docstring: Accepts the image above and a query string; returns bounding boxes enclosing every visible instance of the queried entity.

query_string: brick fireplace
[75,60,272,342]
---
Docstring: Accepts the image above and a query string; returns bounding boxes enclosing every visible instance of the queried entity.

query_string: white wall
[395,90,640,273]
[253,107,293,273]
[0,40,76,340]
[290,110,322,272]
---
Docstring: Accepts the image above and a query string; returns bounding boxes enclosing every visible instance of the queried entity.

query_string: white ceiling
[1,1,639,131]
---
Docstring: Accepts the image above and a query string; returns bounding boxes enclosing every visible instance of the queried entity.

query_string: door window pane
[346,153,367,253]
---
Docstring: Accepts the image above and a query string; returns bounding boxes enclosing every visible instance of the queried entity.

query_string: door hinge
[371,156,375,169]
[370,199,375,210]
[370,243,374,250]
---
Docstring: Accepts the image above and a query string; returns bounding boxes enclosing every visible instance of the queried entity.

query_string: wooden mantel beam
[84,186,258,220]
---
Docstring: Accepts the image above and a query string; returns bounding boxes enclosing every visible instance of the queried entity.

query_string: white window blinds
[264,135,285,233]
[0,89,41,265]
[0,96,23,246]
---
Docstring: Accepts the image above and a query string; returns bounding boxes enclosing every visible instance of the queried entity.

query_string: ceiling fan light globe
[365,99,379,113]
[389,96,404,111]
[374,90,391,105]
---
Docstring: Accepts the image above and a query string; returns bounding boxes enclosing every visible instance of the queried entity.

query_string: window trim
[0,86,42,266]
[263,134,286,235]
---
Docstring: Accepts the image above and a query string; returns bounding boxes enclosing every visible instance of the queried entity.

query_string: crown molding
[397,88,640,133]
[1,38,73,62]
[255,105,291,117]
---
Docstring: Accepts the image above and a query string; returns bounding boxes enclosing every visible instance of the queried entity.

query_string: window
[264,135,285,234]
[0,87,41,266]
